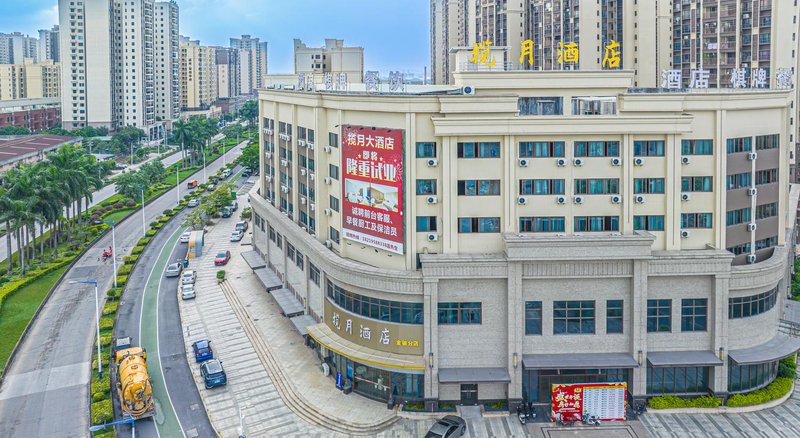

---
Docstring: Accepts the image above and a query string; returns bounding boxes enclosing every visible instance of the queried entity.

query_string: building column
[631,258,648,401]
[424,278,439,410]
[507,261,523,410]
[711,273,730,398]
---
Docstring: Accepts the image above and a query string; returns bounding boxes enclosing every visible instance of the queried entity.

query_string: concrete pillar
[711,273,730,398]
[424,279,439,410]
[507,261,523,410]
[631,258,648,400]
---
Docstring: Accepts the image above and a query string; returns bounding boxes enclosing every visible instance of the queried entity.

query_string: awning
[290,314,318,336]
[647,351,723,367]
[254,268,282,291]
[438,367,511,384]
[728,334,800,365]
[307,323,425,373]
[271,288,305,317]
[241,250,266,270]
[522,353,638,370]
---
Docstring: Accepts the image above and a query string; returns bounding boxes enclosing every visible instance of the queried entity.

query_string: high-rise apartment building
[215,47,240,100]
[431,0,468,85]
[293,38,364,83]
[0,32,39,64]
[0,59,61,100]
[59,0,178,137]
[37,26,60,63]
[179,37,218,111]
[154,1,180,124]
[230,34,268,94]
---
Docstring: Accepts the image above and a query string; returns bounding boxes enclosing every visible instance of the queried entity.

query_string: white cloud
[36,5,58,31]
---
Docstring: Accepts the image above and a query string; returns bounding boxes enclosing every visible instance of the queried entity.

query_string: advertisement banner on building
[323,298,423,356]
[341,125,404,254]
[551,382,627,422]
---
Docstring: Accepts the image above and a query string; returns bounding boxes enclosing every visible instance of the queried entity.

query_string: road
[0,142,245,437]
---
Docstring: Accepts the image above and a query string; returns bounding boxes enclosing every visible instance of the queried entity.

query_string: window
[328,280,423,324]
[681,139,713,155]
[525,301,542,335]
[755,202,778,220]
[329,227,340,244]
[681,213,713,228]
[457,180,500,196]
[755,236,777,250]
[458,217,501,233]
[329,164,339,180]
[520,217,565,233]
[328,132,339,148]
[727,242,752,256]
[553,301,595,334]
[726,208,751,226]
[309,263,320,286]
[571,96,617,115]
[634,178,665,194]
[457,142,500,158]
[634,215,665,231]
[726,137,752,153]
[574,141,620,157]
[755,134,779,150]
[574,179,619,195]
[416,216,437,232]
[728,287,778,319]
[755,169,778,185]
[606,300,623,334]
[295,250,304,270]
[519,141,565,158]
[682,176,713,192]
[416,142,436,158]
[519,179,564,195]
[647,299,672,332]
[726,172,752,190]
[574,216,619,232]
[647,366,710,394]
[518,96,563,115]
[329,195,340,212]
[286,243,296,262]
[680,299,707,332]
[729,360,779,393]
[416,179,437,195]
[276,234,283,249]
[634,140,665,157]
[438,302,482,324]
[268,226,276,242]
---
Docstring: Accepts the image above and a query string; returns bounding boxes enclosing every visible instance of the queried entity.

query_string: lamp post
[104,221,118,289]
[136,185,146,237]
[203,140,208,183]
[70,280,102,379]
[90,418,135,438]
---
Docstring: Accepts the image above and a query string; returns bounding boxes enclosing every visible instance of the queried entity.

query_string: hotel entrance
[460,384,478,405]
[521,353,637,403]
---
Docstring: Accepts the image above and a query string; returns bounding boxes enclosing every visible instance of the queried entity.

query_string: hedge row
[0,258,73,309]
[648,395,722,409]
[725,377,794,407]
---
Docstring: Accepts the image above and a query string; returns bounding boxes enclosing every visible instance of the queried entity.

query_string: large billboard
[551,382,627,422]
[341,125,404,254]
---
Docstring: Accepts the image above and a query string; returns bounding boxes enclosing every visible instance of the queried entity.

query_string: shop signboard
[341,125,404,254]
[324,298,423,356]
[551,382,627,422]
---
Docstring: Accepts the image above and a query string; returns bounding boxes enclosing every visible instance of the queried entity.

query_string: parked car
[180,284,196,300]
[207,184,216,192]
[241,170,251,178]
[180,231,192,243]
[165,263,183,277]
[200,359,227,388]
[235,221,248,232]
[187,180,198,189]
[424,416,466,438]
[214,251,231,266]
[192,339,213,362]
[228,201,238,211]
[181,270,196,285]
[212,178,220,185]
[187,198,200,208]
[115,163,128,170]
[221,207,232,218]
[221,169,231,178]
[230,230,244,242]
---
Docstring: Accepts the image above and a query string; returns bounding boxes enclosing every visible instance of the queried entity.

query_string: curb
[646,381,795,414]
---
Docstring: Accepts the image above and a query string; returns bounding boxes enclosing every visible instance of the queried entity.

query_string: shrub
[137,237,151,247]
[117,264,132,275]
[123,255,136,265]
[125,199,136,207]
[99,316,115,331]
[106,288,118,300]
[131,246,144,255]
[163,208,173,216]
[149,221,160,228]
[648,395,721,409]
[726,377,793,407]
[102,301,118,315]
[158,216,170,223]
[115,275,128,286]
[91,399,113,425]
[216,270,226,281]
[113,201,124,209]
[146,230,157,237]
[92,390,107,402]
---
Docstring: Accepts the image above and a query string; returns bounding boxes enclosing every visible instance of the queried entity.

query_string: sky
[0,0,430,74]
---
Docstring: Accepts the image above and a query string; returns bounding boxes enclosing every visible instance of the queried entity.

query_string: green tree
[0,126,32,135]
[115,171,147,201]
[139,160,166,185]
[238,100,258,127]
[239,142,259,170]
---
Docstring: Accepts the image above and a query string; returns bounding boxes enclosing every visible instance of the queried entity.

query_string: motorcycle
[554,413,576,427]
[582,413,601,426]
[634,401,647,417]
[517,404,528,424]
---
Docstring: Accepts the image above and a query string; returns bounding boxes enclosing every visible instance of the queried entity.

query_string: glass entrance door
[460,384,478,405]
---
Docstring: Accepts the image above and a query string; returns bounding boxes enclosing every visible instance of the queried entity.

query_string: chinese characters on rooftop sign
[470,40,621,69]
[660,67,793,90]
[365,71,406,93]
[341,125,404,255]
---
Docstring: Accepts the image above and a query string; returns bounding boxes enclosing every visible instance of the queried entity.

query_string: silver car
[180,284,196,300]
[181,270,196,285]
[187,198,200,208]
[231,230,244,242]
[165,263,182,277]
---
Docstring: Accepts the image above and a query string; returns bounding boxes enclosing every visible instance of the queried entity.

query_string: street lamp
[90,418,135,438]
[135,184,146,237]
[69,279,102,379]
[203,140,208,183]
[104,221,118,289]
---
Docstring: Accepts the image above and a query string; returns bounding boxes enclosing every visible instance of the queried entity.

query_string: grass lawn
[0,265,68,374]
[102,208,136,225]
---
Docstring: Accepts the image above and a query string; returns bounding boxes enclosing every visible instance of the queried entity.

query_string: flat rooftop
[0,135,80,167]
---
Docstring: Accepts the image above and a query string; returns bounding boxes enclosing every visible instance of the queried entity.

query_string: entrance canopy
[271,288,305,317]
[728,334,800,365]
[647,350,723,367]
[438,367,511,384]
[289,314,317,336]
[522,353,638,370]
[254,268,282,292]
[241,250,267,270]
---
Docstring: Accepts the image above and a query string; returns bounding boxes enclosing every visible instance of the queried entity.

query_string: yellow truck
[114,337,156,419]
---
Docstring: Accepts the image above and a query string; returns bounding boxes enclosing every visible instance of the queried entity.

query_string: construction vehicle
[114,337,156,419]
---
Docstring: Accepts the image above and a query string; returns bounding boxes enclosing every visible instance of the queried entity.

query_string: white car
[181,270,196,285]
[180,284,196,300]
[222,169,231,178]
[165,263,182,277]
[180,231,191,243]
[187,198,200,208]
[230,230,244,242]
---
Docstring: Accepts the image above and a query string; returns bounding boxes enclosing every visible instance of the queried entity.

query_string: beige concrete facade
[294,38,364,83]
[179,37,218,111]
[0,59,61,101]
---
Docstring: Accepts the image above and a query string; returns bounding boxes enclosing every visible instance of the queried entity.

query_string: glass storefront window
[327,280,423,325]
[646,366,710,395]
[522,368,629,402]
[728,360,778,393]
[324,350,424,403]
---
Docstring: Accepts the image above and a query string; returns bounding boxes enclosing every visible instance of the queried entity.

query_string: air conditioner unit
[309,173,315,181]
[298,139,306,147]
[747,152,758,161]
[280,159,288,167]
[556,196,566,204]
[746,254,757,264]
[427,196,438,204]
[323,177,332,185]
[573,158,583,167]
[265,175,272,182]
[610,157,622,166]
[518,197,527,205]
[310,203,315,211]
[681,156,690,165]
[680,230,690,238]
[747,187,757,196]
[556,158,567,167]
[323,146,332,153]
[265,152,272,159]
[427,233,439,242]
[635,195,646,203]
[300,168,307,176]
[279,134,291,141]
[573,196,584,204]
[324,208,333,216]
[743,13,750,19]
[519,158,529,167]
[634,157,645,166]
[307,142,315,150]
[747,223,757,232]
[300,198,306,205]
[681,193,691,201]
[280,185,289,193]
[611,195,622,204]
[263,128,273,135]
[427,158,439,167]
[462,85,476,95]
[325,239,333,248]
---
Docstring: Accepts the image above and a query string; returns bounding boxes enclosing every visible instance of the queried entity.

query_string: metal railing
[779,319,800,337]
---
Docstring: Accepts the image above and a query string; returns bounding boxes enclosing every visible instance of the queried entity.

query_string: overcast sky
[0,0,430,74]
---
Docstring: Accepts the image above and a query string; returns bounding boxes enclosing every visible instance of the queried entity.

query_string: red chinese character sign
[551,382,627,422]
[341,125,404,254]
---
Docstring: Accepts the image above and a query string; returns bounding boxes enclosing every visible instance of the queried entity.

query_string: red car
[214,250,231,266]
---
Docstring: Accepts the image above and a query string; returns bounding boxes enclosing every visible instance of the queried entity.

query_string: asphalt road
[0,143,245,437]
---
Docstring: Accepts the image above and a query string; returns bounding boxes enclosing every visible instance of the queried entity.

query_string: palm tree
[0,186,13,274]
[172,119,193,168]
